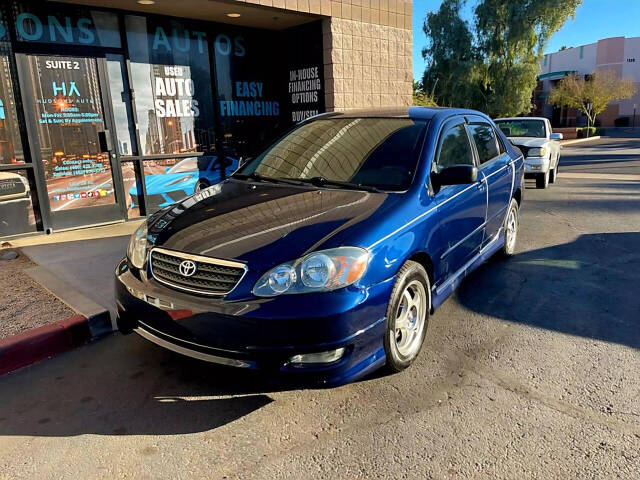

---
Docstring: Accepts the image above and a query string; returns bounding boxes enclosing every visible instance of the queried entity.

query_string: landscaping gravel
[0,249,74,339]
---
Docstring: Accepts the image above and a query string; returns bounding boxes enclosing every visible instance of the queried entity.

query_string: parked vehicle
[116,107,524,386]
[0,171,31,236]
[494,117,562,189]
[128,156,239,209]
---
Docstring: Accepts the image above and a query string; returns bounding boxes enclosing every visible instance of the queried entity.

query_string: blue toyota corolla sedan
[116,107,524,386]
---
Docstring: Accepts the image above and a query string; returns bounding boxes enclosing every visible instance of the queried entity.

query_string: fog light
[289,348,346,364]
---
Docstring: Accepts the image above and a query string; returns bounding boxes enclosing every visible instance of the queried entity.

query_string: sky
[412,0,640,81]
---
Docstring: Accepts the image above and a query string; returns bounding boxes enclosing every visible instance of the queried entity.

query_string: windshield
[495,120,546,138]
[235,118,428,191]
[167,157,198,173]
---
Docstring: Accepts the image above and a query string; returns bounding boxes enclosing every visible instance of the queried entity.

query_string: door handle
[476,178,486,190]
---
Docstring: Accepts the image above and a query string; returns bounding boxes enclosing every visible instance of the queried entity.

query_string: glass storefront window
[0,13,25,165]
[125,15,215,156]
[213,27,284,158]
[12,2,121,48]
[22,55,117,211]
[0,169,36,235]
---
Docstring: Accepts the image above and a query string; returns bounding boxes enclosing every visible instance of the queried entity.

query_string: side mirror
[550,132,563,140]
[433,165,478,190]
[164,167,171,173]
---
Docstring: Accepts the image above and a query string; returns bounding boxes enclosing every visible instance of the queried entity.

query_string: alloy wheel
[393,280,427,358]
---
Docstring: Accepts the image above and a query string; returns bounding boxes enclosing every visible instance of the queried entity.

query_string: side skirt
[431,231,505,312]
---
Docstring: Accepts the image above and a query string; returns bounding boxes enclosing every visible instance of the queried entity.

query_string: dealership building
[0,0,413,238]
[536,36,640,127]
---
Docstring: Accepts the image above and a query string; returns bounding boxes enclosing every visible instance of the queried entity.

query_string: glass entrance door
[17,53,125,231]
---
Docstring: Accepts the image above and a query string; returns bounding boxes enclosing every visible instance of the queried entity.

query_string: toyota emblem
[179,260,197,277]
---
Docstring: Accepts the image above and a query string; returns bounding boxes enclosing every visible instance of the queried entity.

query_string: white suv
[494,117,562,189]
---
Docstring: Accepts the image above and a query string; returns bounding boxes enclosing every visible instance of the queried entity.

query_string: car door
[432,119,488,281]
[466,118,513,245]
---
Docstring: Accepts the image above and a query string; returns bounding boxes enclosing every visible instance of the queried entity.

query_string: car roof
[314,106,491,122]
[495,117,548,121]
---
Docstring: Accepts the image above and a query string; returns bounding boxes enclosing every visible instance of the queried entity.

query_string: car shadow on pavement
[457,232,640,350]
[0,333,289,437]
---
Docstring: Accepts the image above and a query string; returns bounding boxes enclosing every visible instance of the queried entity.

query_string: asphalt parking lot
[1,138,638,479]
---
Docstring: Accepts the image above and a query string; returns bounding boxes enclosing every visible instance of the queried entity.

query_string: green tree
[421,0,483,108]
[413,80,438,106]
[548,70,636,130]
[474,0,582,117]
[420,0,582,116]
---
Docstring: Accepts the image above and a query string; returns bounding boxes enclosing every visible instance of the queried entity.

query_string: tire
[195,179,210,192]
[536,170,549,189]
[549,158,559,184]
[500,198,519,257]
[383,260,430,373]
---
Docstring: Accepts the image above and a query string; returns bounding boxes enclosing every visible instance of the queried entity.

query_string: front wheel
[536,170,549,189]
[384,260,430,373]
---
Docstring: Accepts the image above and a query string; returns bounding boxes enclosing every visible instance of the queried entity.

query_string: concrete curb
[0,314,91,376]
[560,136,602,146]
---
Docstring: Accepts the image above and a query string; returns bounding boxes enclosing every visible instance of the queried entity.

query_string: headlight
[127,222,148,269]
[528,147,547,157]
[252,247,370,297]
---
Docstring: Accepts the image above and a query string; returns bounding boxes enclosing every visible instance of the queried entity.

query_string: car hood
[148,179,388,270]
[507,137,548,147]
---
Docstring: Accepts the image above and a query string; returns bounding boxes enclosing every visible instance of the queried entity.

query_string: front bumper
[115,258,392,386]
[524,156,551,174]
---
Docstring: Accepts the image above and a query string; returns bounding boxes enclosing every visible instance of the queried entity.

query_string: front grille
[0,178,26,197]
[150,248,246,296]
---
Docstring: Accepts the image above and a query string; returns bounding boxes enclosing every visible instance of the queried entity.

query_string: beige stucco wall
[233,0,414,111]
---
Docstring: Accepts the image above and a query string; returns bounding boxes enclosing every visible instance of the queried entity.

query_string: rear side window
[468,123,500,164]
[435,124,474,171]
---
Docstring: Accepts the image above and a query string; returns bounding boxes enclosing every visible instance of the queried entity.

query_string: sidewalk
[1,222,140,374]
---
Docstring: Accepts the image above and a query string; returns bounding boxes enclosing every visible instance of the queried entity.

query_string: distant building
[536,37,640,127]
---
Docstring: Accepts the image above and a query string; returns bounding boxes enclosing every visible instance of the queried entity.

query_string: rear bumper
[115,258,392,386]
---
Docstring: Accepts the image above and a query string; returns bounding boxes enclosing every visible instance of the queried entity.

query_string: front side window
[468,123,500,164]
[495,120,546,138]
[237,118,428,191]
[435,124,474,171]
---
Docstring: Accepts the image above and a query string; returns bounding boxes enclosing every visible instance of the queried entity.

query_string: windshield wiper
[232,172,304,186]
[289,176,383,193]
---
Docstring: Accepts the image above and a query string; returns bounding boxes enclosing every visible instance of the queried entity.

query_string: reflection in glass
[125,15,215,156]
[23,55,116,211]
[121,161,142,218]
[140,156,238,213]
[107,55,135,155]
[0,43,25,164]
[0,169,36,236]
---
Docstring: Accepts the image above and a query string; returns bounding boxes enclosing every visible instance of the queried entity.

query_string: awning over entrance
[58,0,319,30]
[537,70,577,81]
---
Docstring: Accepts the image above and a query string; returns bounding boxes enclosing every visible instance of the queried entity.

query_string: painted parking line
[559,172,640,181]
